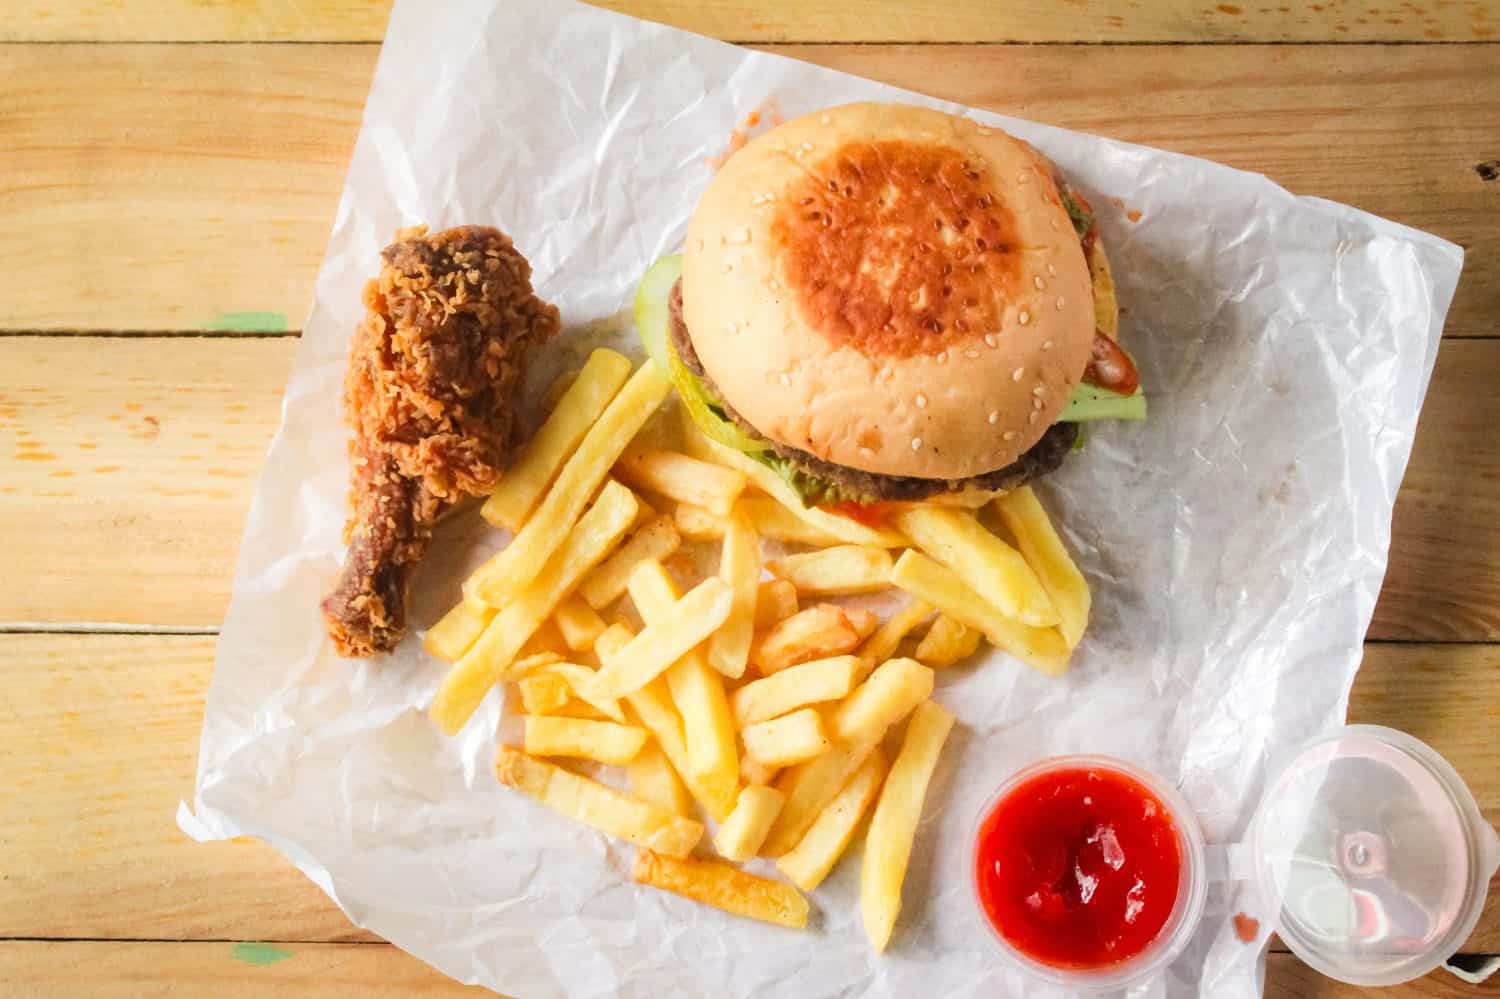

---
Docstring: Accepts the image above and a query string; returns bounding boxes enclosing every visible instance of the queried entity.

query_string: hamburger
[636,102,1143,510]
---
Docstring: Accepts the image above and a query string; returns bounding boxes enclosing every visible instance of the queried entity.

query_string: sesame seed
[1047,263,1057,276]
[965,349,980,359]
[1043,339,1054,350]
[987,411,999,425]
[859,446,875,457]
[915,393,928,409]
[937,351,949,364]
[727,321,739,334]
[984,333,998,348]
[1012,367,1025,382]
[820,114,831,125]
[1033,396,1044,410]
[977,126,993,136]
[801,141,814,153]
[769,278,780,290]
[1003,430,1018,441]
[1019,310,1031,325]
[778,373,791,387]
[696,238,705,251]
[1017,172,1029,184]
[1034,275,1045,290]
[1033,385,1045,396]
[1029,411,1039,424]
[911,437,923,450]
[880,365,894,381]
[1050,220,1060,231]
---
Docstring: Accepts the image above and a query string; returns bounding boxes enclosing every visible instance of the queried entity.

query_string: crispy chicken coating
[322,225,559,657]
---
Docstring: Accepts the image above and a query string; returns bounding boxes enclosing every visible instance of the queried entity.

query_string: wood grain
[0,943,1489,997]
[0,634,371,943]
[3,0,1497,43]
[1,633,1495,949]
[2,335,1496,640]
[1,43,1495,334]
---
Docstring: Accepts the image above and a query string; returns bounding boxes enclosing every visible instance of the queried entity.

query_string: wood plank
[3,0,1497,44]
[3,335,1496,640]
[2,633,1496,948]
[0,633,372,943]
[0,43,1494,335]
[0,932,1489,997]
[0,338,291,628]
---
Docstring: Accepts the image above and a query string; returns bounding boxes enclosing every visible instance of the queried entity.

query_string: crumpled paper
[180,0,1463,995]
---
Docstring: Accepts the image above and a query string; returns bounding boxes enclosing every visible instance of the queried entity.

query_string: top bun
[681,102,1095,480]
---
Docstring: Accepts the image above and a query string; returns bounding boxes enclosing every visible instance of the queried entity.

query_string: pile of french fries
[423,347,1090,950]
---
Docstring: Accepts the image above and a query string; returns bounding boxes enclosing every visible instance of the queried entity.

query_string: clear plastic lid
[1246,724,1500,987]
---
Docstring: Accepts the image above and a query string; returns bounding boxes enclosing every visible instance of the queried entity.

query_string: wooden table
[1,2,1496,995]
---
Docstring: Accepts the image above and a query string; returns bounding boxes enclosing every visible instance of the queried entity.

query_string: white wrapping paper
[181,1,1463,995]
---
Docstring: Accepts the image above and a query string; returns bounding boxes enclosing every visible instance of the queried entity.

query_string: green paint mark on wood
[230,942,293,966]
[206,311,288,332]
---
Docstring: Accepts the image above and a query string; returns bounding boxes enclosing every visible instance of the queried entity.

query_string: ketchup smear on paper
[975,767,1183,969]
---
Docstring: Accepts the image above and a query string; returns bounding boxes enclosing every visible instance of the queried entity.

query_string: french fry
[914,614,982,668]
[740,757,781,787]
[523,715,647,765]
[591,575,733,698]
[626,741,694,817]
[469,362,670,606]
[592,626,739,822]
[424,598,493,663]
[992,485,1091,648]
[431,482,639,735]
[855,599,934,677]
[673,502,722,542]
[539,662,626,723]
[681,419,906,547]
[614,448,748,517]
[511,650,566,675]
[730,655,862,728]
[894,506,1059,628]
[632,849,808,930]
[845,607,879,640]
[762,741,877,857]
[707,507,758,678]
[829,658,934,746]
[777,747,889,891]
[553,594,607,653]
[518,673,572,715]
[861,700,955,952]
[890,550,1071,676]
[713,785,786,862]
[766,545,894,596]
[495,747,702,857]
[753,603,865,675]
[753,578,799,630]
[540,368,579,414]
[742,708,832,768]
[482,348,634,531]
[579,515,681,609]
[739,496,850,547]
[677,496,847,547]
[627,561,739,792]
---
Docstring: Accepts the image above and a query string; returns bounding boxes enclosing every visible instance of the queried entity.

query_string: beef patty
[668,281,1076,503]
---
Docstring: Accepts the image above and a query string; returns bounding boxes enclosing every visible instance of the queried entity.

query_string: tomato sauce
[975,766,1183,969]
[827,499,891,529]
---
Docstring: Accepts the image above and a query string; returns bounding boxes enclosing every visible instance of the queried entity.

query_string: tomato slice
[827,500,892,527]
[1083,332,1140,396]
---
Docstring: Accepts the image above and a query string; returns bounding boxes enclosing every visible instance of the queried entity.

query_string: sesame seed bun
[680,102,1096,481]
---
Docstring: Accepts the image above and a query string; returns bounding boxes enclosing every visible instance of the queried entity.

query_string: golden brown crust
[682,103,1096,481]
[322,225,559,658]
[771,140,1021,359]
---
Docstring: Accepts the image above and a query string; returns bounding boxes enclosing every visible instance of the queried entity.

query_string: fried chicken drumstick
[322,225,559,657]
